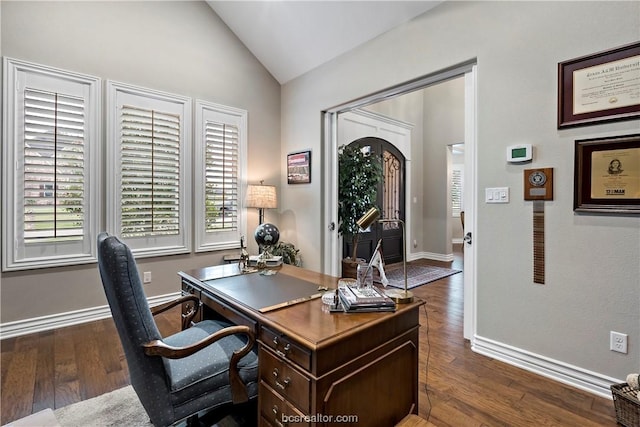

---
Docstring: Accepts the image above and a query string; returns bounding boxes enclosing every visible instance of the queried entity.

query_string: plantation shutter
[194,100,247,253]
[23,89,86,243]
[451,168,463,216]
[120,105,181,238]
[205,121,239,232]
[106,81,191,257]
[3,58,100,271]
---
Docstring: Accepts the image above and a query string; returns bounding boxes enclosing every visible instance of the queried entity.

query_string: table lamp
[246,180,277,224]
[356,207,414,304]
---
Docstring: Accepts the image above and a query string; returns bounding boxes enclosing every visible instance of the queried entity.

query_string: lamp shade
[246,183,277,209]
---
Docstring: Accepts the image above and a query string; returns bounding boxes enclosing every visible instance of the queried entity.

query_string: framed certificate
[287,150,311,184]
[574,134,640,214]
[558,42,640,128]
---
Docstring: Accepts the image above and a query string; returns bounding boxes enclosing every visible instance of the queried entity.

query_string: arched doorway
[342,137,405,264]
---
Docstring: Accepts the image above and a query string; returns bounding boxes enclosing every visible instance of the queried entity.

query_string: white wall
[280,0,639,381]
[0,1,281,323]
[422,77,465,255]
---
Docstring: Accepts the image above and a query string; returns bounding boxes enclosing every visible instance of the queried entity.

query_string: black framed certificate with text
[559,42,640,128]
[574,134,640,214]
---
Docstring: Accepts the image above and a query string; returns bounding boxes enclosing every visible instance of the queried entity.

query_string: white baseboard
[472,335,621,399]
[0,292,181,340]
[409,251,454,263]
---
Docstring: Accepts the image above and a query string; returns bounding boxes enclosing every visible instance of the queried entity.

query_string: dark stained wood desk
[178,264,424,426]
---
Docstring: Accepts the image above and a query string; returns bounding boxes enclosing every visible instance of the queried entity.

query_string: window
[2,58,101,271]
[381,149,402,230]
[107,81,191,257]
[451,165,463,217]
[194,100,247,252]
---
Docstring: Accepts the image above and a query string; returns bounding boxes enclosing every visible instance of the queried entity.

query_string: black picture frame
[558,41,640,129]
[574,134,640,214]
[287,150,311,184]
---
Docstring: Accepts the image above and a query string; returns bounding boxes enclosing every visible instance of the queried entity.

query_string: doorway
[323,61,477,341]
[342,137,406,264]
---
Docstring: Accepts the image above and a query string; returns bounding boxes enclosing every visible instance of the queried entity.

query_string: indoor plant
[337,143,383,277]
[270,241,302,266]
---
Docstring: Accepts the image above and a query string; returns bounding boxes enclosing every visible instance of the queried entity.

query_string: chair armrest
[150,294,201,330]
[143,325,255,404]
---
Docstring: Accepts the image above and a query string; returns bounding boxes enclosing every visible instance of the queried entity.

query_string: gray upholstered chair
[97,232,258,426]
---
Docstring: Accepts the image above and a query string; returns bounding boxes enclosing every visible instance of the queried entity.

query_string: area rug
[52,386,252,427]
[381,265,461,289]
[54,386,149,427]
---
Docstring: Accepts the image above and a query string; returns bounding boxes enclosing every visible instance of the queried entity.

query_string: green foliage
[270,242,302,266]
[337,144,383,259]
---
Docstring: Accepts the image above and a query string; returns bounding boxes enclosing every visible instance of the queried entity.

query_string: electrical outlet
[610,331,628,354]
[143,271,152,284]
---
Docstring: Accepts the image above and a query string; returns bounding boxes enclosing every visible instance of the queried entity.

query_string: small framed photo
[287,150,311,184]
[558,42,640,128]
[574,134,640,214]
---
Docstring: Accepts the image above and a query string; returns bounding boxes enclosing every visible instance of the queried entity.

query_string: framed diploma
[558,42,640,128]
[574,134,640,214]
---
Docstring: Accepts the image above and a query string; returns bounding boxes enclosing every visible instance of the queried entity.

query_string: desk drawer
[259,382,309,427]
[260,326,311,371]
[260,346,310,413]
[200,291,257,332]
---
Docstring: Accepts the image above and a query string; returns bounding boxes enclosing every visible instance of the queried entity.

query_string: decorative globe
[254,223,280,248]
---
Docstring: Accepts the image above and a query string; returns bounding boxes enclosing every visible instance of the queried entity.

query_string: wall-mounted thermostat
[506,144,532,163]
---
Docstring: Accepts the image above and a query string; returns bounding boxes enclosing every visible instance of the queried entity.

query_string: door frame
[322,60,478,341]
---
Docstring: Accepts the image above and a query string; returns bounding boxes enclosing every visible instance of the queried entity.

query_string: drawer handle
[276,378,291,391]
[273,336,279,346]
[276,343,291,358]
[272,405,286,427]
[272,368,291,390]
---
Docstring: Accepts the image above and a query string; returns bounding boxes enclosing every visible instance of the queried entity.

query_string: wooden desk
[179,264,424,426]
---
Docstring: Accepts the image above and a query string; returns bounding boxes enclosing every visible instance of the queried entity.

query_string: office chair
[97,232,258,426]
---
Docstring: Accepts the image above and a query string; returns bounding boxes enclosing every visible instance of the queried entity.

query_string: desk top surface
[179,264,424,350]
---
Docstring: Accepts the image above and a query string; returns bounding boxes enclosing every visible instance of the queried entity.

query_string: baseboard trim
[409,251,454,263]
[0,292,181,340]
[472,335,620,399]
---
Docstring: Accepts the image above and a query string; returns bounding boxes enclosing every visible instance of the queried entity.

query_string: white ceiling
[207,1,443,84]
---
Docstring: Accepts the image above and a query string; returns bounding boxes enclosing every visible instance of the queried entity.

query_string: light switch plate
[485,187,509,203]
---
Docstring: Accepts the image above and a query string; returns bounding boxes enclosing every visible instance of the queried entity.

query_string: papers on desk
[248,255,283,267]
[334,284,396,313]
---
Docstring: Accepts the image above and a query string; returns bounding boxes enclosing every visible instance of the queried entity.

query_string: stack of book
[335,284,396,313]
[248,255,283,267]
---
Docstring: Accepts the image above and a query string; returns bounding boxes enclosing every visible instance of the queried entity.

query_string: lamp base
[384,288,414,304]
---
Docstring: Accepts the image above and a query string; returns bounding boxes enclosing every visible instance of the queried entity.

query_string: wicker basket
[611,383,640,426]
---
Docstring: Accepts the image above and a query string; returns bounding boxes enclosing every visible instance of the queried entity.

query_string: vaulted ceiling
[207,1,443,84]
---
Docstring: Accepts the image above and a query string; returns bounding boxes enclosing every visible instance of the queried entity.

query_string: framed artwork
[558,41,640,128]
[287,150,311,184]
[574,134,640,214]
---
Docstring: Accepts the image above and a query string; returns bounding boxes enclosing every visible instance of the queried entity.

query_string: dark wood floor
[1,246,618,426]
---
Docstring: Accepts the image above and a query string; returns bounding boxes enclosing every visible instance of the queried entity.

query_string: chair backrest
[97,232,173,424]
